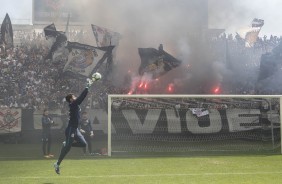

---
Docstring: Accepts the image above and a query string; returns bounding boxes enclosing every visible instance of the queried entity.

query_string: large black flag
[257,53,277,81]
[257,40,282,81]
[63,41,114,78]
[44,23,67,61]
[1,13,13,49]
[45,31,67,60]
[44,23,57,38]
[138,45,181,79]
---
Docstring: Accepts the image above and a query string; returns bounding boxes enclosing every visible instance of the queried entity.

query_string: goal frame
[108,94,282,156]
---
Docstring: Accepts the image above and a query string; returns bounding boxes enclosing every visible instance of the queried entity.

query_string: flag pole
[65,13,70,37]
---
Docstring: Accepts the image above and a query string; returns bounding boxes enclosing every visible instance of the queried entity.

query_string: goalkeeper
[54,73,101,174]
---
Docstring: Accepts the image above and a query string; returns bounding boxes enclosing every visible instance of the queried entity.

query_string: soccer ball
[92,72,102,81]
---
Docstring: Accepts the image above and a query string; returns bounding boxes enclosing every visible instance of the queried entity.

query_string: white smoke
[4,0,282,93]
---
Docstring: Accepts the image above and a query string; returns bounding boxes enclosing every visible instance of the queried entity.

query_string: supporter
[1,29,282,109]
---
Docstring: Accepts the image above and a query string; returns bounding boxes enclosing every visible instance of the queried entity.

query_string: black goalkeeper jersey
[67,88,88,128]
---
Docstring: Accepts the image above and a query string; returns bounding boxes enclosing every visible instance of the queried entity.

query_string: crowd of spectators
[208,33,282,94]
[0,27,281,110]
[0,29,118,110]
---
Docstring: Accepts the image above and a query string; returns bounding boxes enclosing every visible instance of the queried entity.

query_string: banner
[33,0,83,24]
[110,108,279,135]
[28,107,280,138]
[138,47,181,78]
[63,41,114,77]
[1,13,13,49]
[91,24,121,47]
[0,108,21,135]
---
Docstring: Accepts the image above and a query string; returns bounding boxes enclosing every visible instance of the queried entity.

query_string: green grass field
[1,143,282,184]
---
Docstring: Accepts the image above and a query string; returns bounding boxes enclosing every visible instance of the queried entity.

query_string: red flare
[168,83,174,92]
[213,86,220,94]
[144,83,148,89]
[128,90,133,95]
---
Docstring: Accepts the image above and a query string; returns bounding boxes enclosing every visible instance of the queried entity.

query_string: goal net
[108,95,281,156]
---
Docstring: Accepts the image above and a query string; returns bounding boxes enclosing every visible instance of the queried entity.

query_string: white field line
[2,172,282,179]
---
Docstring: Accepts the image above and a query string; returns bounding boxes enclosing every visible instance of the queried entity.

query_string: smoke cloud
[62,0,274,93]
[3,0,282,93]
[69,0,211,92]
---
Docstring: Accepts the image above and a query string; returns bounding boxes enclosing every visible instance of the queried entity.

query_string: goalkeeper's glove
[86,78,93,88]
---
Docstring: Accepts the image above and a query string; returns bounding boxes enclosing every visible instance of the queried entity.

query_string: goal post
[108,94,282,157]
